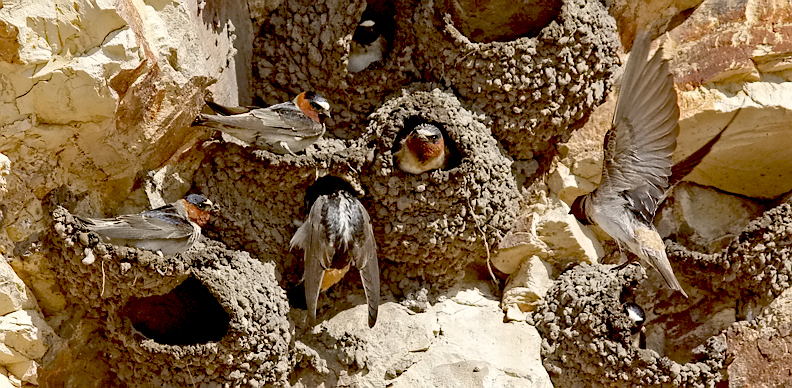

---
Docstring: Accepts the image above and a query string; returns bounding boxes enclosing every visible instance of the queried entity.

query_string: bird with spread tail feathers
[568,30,688,297]
[290,176,380,327]
[76,194,214,256]
[194,91,331,155]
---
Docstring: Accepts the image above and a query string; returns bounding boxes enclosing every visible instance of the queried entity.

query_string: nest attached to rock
[361,86,521,286]
[48,205,292,387]
[533,263,726,388]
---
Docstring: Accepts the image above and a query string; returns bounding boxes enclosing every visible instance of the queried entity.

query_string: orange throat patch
[182,200,210,227]
[406,137,443,162]
[320,263,351,291]
[295,92,321,123]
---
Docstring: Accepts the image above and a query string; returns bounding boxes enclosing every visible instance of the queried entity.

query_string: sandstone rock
[656,182,766,253]
[5,360,34,385]
[0,153,8,193]
[0,344,24,367]
[0,309,53,361]
[661,0,792,199]
[547,163,597,206]
[557,90,615,185]
[494,189,603,275]
[502,255,553,312]
[726,320,792,388]
[0,367,12,388]
[0,260,37,316]
[294,278,552,388]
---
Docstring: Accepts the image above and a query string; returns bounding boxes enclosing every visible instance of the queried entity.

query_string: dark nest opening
[441,0,563,43]
[123,277,230,345]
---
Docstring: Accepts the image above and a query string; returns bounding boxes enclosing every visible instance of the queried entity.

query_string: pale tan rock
[502,255,553,312]
[0,367,12,388]
[0,309,54,360]
[7,253,67,315]
[5,360,34,385]
[558,91,615,184]
[0,154,8,194]
[656,182,765,252]
[0,343,25,366]
[547,163,597,206]
[0,260,37,316]
[533,190,605,268]
[495,189,604,275]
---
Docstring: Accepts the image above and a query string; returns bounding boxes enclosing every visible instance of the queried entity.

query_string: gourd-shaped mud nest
[362,86,521,285]
[47,202,292,387]
[533,263,727,388]
[412,0,619,159]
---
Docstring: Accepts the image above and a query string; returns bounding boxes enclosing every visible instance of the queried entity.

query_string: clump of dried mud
[362,86,521,285]
[534,263,726,388]
[48,204,292,387]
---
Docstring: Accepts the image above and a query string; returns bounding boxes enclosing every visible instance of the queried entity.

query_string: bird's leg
[279,141,298,156]
[612,241,635,271]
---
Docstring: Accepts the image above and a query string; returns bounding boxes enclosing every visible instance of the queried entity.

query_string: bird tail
[647,250,688,298]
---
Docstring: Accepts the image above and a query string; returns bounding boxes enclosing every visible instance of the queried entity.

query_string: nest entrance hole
[391,116,461,171]
[123,277,230,345]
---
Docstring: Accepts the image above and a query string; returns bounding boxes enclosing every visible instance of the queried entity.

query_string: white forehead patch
[316,100,330,111]
[416,127,438,137]
[626,307,644,323]
[360,20,375,27]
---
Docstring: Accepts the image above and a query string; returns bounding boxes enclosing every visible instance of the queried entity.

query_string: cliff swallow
[623,302,646,335]
[569,31,688,297]
[394,123,449,174]
[348,19,387,73]
[76,194,214,256]
[290,176,380,327]
[195,92,330,155]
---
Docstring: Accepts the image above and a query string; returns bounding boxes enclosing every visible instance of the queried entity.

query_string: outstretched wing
[290,195,334,325]
[598,30,680,223]
[352,200,380,328]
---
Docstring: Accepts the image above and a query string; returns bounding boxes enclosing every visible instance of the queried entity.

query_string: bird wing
[352,200,380,327]
[598,30,679,223]
[77,205,194,241]
[291,195,335,325]
[204,100,256,116]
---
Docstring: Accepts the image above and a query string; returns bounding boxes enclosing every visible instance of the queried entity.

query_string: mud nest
[253,0,619,163]
[48,206,292,387]
[193,139,368,286]
[667,202,792,300]
[533,263,727,388]
[253,0,419,139]
[413,0,619,159]
[361,86,520,285]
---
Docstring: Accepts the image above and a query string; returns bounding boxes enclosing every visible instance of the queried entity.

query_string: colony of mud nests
[253,0,619,161]
[194,87,519,290]
[48,205,291,387]
[533,263,727,388]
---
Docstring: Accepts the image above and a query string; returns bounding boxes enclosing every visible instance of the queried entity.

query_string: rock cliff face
[1,0,792,387]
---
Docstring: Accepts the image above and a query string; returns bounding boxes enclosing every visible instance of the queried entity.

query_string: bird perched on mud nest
[394,123,449,174]
[76,194,214,256]
[290,176,380,327]
[194,91,331,155]
[348,19,388,73]
[568,30,689,297]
